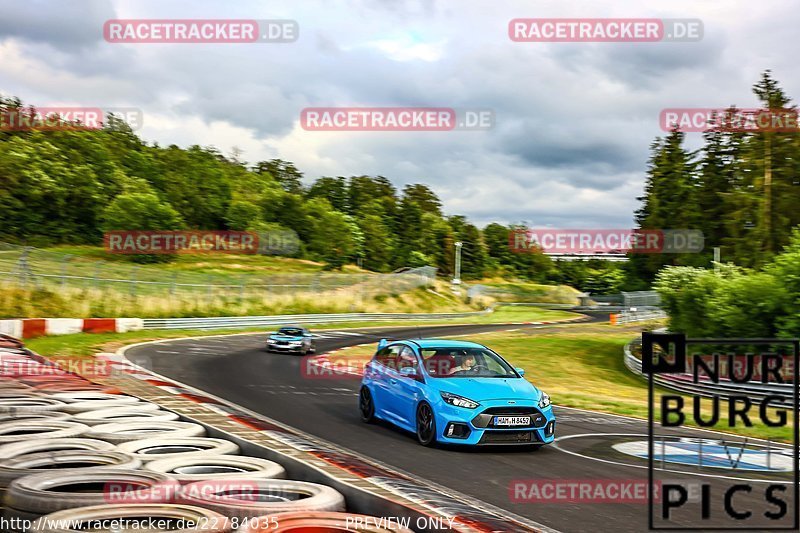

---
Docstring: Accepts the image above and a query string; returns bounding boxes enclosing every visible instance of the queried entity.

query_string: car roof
[394,339,485,349]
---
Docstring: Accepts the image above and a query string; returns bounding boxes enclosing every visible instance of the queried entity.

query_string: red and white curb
[0,318,143,339]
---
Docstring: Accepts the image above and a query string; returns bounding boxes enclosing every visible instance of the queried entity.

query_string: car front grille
[478,431,537,444]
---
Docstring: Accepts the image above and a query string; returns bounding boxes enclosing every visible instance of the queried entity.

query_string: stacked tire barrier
[0,334,413,532]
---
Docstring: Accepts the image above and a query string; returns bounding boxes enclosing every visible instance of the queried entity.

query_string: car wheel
[358,387,375,423]
[415,402,437,447]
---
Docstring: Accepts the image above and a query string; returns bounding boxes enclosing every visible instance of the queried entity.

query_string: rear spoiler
[377,338,388,350]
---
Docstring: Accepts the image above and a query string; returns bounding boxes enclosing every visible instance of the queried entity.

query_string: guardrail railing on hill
[624,338,794,400]
[0,242,436,300]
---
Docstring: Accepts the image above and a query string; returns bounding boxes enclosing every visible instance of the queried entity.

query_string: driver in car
[446,353,476,375]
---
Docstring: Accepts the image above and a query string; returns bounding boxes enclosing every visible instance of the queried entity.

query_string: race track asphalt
[128,314,797,532]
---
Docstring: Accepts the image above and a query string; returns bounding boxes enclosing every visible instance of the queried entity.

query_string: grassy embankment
[1,246,584,319]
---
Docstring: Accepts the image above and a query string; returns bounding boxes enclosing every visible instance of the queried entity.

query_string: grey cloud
[0,0,114,48]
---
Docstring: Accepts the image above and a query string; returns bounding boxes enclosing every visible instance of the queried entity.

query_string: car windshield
[277,328,304,336]
[420,347,517,378]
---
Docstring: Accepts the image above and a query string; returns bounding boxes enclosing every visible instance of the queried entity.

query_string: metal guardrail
[614,309,667,324]
[624,339,793,400]
[142,310,492,330]
[622,290,661,308]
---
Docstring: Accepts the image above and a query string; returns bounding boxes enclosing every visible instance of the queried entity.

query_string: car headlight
[267,339,276,344]
[440,391,479,409]
[538,391,551,409]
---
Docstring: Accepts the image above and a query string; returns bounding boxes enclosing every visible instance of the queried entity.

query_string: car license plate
[494,416,531,426]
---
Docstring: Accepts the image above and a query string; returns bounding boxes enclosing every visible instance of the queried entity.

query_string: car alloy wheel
[416,402,436,446]
[359,387,375,423]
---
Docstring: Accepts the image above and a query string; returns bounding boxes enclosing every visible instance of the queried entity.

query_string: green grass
[45,245,348,275]
[476,279,582,304]
[0,280,488,319]
[336,322,793,442]
[24,307,580,360]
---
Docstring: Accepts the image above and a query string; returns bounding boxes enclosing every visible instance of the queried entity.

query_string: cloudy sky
[0,0,795,228]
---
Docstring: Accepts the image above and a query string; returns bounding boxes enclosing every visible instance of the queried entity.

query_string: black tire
[358,387,375,423]
[415,402,437,447]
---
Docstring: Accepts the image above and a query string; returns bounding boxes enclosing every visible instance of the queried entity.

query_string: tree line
[630,71,800,284]
[1,96,618,287]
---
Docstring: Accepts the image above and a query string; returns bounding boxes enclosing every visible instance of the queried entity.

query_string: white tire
[47,392,137,403]
[74,406,179,426]
[5,468,180,515]
[178,479,345,519]
[0,411,72,423]
[0,420,89,442]
[0,450,141,488]
[60,399,156,415]
[118,437,239,462]
[0,397,66,413]
[0,438,115,460]
[145,454,286,484]
[88,420,206,444]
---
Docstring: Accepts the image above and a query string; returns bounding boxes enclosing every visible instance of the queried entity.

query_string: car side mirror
[515,367,526,377]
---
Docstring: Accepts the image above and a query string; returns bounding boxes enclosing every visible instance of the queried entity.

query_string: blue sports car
[358,338,555,447]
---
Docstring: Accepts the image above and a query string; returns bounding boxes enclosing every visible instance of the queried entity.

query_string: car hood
[431,376,540,402]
